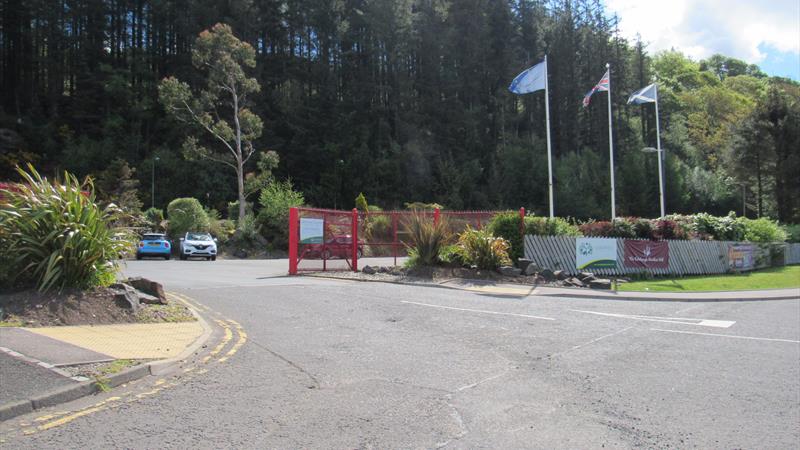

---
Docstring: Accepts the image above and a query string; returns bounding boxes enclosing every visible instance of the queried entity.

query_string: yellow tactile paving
[24,322,204,359]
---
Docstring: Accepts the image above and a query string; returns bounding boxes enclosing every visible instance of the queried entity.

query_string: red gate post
[351,208,359,272]
[434,208,440,227]
[519,207,526,240]
[288,207,299,275]
[392,211,398,267]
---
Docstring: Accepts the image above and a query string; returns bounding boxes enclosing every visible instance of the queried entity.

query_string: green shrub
[227,200,253,221]
[0,165,132,292]
[404,201,444,210]
[691,212,744,241]
[785,224,800,243]
[610,218,636,238]
[488,212,524,261]
[403,212,451,267]
[631,218,653,239]
[257,180,305,249]
[525,216,581,237]
[167,198,209,238]
[738,217,787,243]
[210,219,236,245]
[143,207,164,231]
[456,226,511,270]
[438,244,464,266]
[355,192,369,211]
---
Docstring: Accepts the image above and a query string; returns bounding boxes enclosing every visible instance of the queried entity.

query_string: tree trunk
[237,161,246,223]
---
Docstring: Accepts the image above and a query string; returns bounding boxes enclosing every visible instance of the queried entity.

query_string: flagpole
[606,63,616,220]
[654,84,665,218]
[544,55,554,218]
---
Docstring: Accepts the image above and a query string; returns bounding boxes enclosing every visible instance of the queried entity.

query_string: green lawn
[618,265,800,292]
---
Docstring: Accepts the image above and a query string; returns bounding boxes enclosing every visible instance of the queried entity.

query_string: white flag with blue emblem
[509,60,546,94]
[627,83,657,104]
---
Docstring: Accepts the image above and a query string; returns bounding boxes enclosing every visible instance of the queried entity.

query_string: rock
[125,277,168,305]
[578,272,595,282]
[498,266,522,277]
[589,279,612,290]
[110,284,141,312]
[137,292,162,305]
[566,277,585,287]
[233,249,248,259]
[389,267,403,276]
[516,258,533,272]
[524,263,539,276]
[378,266,389,273]
[362,265,376,275]
[554,270,567,280]
[540,269,556,281]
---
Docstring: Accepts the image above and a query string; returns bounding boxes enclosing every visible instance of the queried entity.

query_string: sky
[605,0,800,80]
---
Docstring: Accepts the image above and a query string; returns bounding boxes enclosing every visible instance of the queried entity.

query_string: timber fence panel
[523,236,787,277]
[786,243,800,265]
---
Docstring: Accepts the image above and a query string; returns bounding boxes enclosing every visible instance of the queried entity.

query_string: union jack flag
[582,70,610,107]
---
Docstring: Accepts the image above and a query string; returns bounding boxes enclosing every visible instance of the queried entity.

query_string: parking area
[11,260,800,448]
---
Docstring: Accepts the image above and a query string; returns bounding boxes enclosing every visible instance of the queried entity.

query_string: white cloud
[605,0,800,63]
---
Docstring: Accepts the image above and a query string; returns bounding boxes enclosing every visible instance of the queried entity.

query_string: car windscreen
[142,234,165,240]
[187,233,212,241]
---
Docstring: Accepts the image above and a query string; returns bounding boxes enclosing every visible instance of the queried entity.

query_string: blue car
[136,233,172,260]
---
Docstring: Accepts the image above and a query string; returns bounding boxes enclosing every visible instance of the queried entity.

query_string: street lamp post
[151,156,160,209]
[642,147,665,218]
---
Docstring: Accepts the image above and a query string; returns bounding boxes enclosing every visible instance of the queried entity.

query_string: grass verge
[618,265,800,292]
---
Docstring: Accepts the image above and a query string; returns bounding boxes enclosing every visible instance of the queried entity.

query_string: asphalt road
[2,260,798,449]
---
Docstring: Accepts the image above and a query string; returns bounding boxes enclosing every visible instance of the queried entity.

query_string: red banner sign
[623,240,669,269]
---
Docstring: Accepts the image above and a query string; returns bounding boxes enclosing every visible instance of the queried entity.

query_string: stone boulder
[516,258,533,273]
[540,269,556,281]
[109,283,142,312]
[233,249,248,259]
[125,277,168,305]
[498,266,522,277]
[565,277,585,288]
[524,263,539,276]
[362,265,376,275]
[554,270,568,280]
[578,272,595,282]
[589,279,612,290]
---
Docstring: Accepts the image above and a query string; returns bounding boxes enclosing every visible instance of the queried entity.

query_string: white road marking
[650,328,800,344]
[401,301,555,321]
[571,310,735,328]
[570,326,635,351]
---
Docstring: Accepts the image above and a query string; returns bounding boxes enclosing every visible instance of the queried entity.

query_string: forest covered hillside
[1,0,797,221]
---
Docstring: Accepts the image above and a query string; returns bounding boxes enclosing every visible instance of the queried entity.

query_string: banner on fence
[299,218,324,244]
[623,240,669,269]
[576,238,617,269]
[728,243,755,270]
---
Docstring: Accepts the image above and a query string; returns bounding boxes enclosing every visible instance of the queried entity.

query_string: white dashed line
[401,301,555,321]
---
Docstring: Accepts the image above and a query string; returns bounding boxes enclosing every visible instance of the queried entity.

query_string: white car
[179,232,218,261]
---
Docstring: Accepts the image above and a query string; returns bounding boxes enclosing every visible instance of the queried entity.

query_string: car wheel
[357,248,363,258]
[136,253,142,260]
[164,254,170,260]
[322,250,331,260]
[211,256,216,261]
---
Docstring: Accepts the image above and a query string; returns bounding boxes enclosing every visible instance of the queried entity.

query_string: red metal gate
[289,207,526,274]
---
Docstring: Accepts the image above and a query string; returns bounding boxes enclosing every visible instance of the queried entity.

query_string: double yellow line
[17,293,247,437]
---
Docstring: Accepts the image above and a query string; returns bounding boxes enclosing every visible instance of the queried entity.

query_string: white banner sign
[300,218,324,244]
[576,238,618,269]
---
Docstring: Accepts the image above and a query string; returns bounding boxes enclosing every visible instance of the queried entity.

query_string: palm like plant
[0,165,133,292]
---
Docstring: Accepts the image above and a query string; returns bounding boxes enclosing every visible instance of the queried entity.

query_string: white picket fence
[524,236,800,277]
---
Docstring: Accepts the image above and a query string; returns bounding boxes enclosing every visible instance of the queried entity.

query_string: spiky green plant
[403,212,451,267]
[0,165,133,292]
[456,226,512,270]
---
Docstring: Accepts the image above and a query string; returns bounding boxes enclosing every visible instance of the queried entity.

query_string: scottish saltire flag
[627,83,657,104]
[509,60,546,94]
[582,70,610,107]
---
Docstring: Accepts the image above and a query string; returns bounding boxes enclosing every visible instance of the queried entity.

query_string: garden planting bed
[305,264,617,290]
[0,280,195,328]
